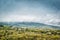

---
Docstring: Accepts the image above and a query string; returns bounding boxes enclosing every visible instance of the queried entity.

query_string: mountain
[0,22,60,30]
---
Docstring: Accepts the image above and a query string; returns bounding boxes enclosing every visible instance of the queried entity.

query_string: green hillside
[0,25,60,40]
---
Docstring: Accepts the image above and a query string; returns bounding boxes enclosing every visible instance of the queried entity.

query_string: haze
[0,0,60,26]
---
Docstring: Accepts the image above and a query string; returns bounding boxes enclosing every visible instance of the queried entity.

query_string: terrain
[0,22,60,40]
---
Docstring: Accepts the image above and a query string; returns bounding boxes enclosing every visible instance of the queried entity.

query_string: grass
[0,25,60,40]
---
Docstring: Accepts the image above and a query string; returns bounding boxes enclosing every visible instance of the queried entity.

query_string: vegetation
[0,25,60,40]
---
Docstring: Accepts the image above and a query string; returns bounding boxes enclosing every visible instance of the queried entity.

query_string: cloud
[0,0,60,26]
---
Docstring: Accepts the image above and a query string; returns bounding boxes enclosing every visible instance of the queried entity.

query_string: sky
[0,0,60,26]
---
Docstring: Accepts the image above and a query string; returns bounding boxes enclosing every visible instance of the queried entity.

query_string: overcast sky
[0,0,60,26]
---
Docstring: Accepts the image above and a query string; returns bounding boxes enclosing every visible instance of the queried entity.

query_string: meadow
[0,25,60,40]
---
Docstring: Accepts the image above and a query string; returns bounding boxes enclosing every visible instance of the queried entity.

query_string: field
[0,25,60,40]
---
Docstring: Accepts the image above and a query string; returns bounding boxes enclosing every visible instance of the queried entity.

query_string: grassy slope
[0,26,60,40]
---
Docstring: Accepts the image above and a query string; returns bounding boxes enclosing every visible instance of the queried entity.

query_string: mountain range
[0,22,60,30]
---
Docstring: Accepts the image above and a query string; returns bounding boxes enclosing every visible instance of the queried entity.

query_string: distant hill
[0,22,60,30]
